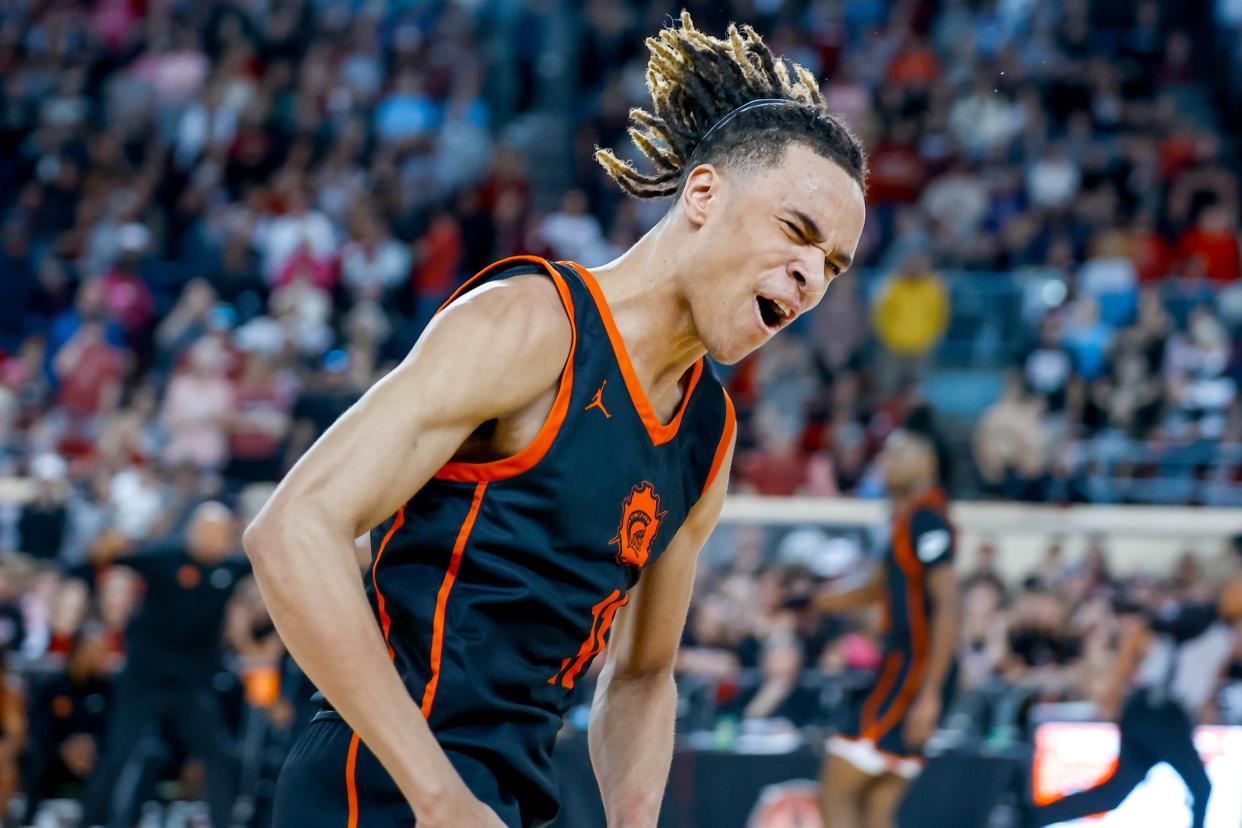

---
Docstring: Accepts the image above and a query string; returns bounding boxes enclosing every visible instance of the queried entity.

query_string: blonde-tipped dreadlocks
[595,11,866,200]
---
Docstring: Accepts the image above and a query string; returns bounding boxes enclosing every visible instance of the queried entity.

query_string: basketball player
[244,13,867,828]
[816,432,960,828]
[1025,580,1239,828]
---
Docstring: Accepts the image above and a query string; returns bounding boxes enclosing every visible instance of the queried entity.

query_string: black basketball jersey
[359,256,734,825]
[878,488,954,655]
[848,489,955,756]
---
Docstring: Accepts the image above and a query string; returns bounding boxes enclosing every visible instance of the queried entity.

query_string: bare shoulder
[387,273,573,424]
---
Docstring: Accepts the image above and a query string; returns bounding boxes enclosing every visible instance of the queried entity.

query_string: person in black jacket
[17,455,69,561]
[82,501,249,828]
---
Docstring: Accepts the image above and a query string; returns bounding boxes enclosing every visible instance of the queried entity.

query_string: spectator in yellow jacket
[871,253,950,391]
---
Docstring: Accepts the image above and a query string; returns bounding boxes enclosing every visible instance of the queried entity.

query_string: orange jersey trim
[700,389,736,498]
[344,731,361,828]
[420,482,487,717]
[866,518,929,742]
[371,507,407,660]
[434,256,577,483]
[549,589,629,690]
[568,262,704,447]
[430,254,550,317]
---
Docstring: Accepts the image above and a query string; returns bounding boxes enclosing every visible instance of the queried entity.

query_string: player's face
[683,143,866,365]
[188,506,236,564]
[879,432,935,499]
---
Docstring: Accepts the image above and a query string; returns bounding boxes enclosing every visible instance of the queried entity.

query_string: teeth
[773,298,792,318]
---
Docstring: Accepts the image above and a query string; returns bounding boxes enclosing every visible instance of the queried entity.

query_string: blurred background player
[816,431,959,828]
[1025,575,1241,828]
[82,502,249,828]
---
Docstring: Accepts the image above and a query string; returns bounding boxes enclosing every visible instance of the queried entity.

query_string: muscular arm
[243,276,570,825]
[589,436,734,828]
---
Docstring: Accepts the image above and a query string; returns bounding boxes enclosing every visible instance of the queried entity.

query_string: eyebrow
[789,209,853,271]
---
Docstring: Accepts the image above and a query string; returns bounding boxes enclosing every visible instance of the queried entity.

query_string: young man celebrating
[245,13,867,828]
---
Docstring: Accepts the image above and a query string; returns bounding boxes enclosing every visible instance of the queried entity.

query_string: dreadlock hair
[595,11,867,201]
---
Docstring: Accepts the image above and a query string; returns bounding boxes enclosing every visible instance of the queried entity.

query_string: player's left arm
[903,512,960,749]
[589,437,734,828]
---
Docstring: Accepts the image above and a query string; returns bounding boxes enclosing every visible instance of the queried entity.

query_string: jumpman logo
[585,380,612,418]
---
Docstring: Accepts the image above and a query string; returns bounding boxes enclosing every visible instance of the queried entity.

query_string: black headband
[689,98,800,159]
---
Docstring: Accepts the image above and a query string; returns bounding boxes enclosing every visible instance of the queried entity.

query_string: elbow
[608,658,676,686]
[242,510,288,566]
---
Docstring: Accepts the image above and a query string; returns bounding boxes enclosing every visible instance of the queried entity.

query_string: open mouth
[756,295,795,331]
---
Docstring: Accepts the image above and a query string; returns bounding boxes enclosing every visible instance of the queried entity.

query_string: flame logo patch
[611,482,668,568]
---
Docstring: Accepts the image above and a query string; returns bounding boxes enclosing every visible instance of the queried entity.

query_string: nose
[788,261,808,290]
[788,257,826,298]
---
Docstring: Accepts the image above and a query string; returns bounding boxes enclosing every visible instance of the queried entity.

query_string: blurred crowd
[0,0,1238,528]
[0,499,306,824]
[711,0,1242,502]
[680,525,1242,739]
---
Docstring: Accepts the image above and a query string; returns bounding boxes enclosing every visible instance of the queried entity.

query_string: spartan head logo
[611,482,668,568]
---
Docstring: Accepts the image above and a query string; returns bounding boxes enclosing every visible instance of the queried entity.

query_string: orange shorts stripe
[344,731,361,828]
[866,521,929,742]
[859,652,903,733]
[420,482,487,717]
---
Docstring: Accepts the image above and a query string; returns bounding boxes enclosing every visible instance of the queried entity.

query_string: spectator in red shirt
[865,120,926,206]
[411,208,464,330]
[52,322,126,417]
[887,34,941,89]
[225,350,295,484]
[100,234,155,339]
[275,242,338,291]
[738,405,835,497]
[1128,212,1173,283]
[1178,205,1241,284]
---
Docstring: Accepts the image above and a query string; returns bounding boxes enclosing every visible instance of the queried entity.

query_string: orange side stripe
[701,389,736,498]
[860,652,902,733]
[435,257,577,483]
[867,522,929,741]
[420,482,487,717]
[345,732,361,828]
[370,507,406,660]
[568,261,704,446]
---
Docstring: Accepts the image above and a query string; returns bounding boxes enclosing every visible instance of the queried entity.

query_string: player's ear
[679,163,719,229]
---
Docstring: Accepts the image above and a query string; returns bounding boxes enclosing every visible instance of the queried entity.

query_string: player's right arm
[243,275,571,828]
